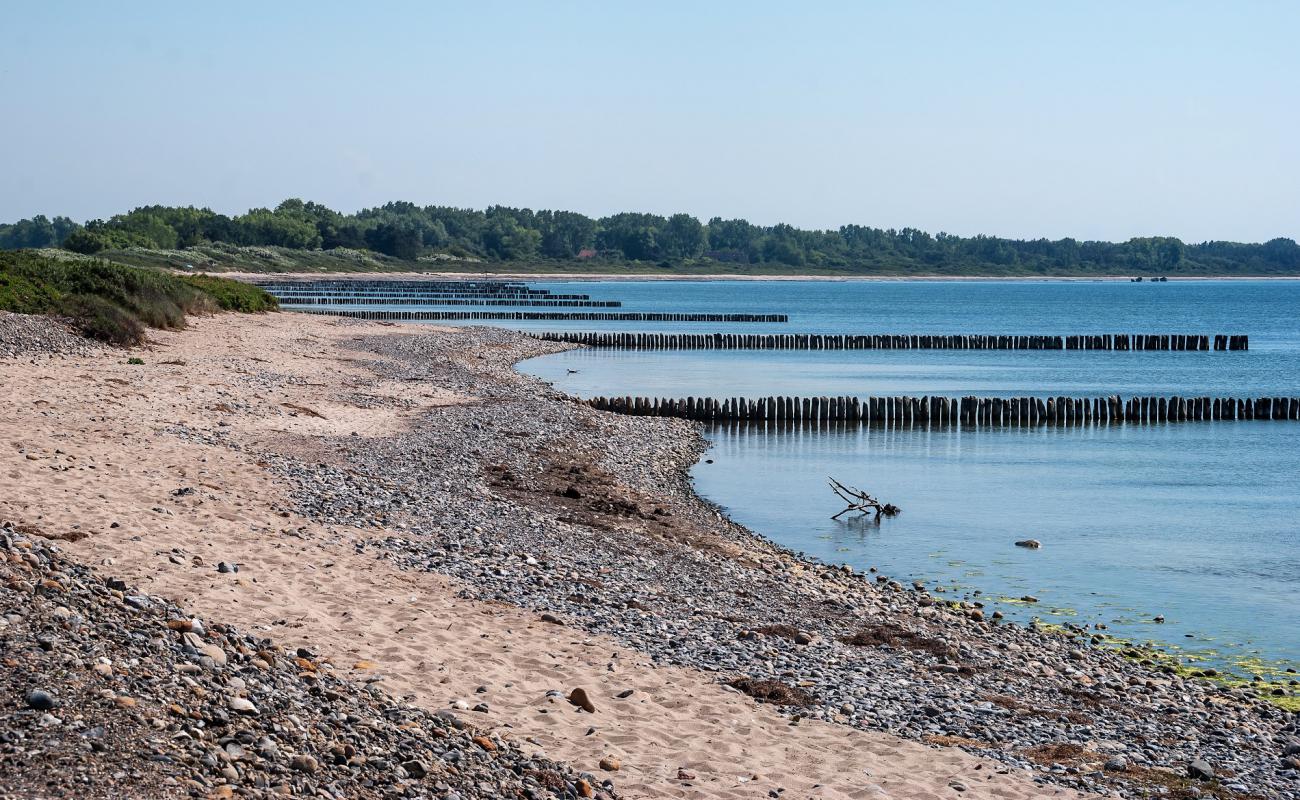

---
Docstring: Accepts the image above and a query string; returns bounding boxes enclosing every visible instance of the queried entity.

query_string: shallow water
[333,278,1299,672]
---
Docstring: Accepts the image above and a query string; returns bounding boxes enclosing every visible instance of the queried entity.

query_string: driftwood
[829,477,900,520]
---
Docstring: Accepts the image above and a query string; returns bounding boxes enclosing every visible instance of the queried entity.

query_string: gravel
[0,523,615,799]
[174,324,1300,799]
[0,311,103,359]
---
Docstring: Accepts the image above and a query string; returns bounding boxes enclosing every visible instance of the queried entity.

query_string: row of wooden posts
[277,297,621,308]
[297,308,789,322]
[256,280,541,294]
[539,331,1249,352]
[267,292,594,301]
[586,394,1300,425]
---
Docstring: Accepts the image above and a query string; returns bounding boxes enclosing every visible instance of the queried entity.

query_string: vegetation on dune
[0,250,277,345]
[3,200,1299,276]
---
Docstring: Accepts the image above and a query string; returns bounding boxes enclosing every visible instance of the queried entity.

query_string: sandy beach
[2,311,1295,799]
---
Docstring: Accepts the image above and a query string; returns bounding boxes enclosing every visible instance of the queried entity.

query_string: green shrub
[127,357,145,365]
[181,274,279,312]
[0,250,276,346]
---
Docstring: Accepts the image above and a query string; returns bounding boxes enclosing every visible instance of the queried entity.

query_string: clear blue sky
[3,1,1297,242]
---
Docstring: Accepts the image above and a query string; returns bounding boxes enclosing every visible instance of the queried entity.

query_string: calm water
[356,279,1300,673]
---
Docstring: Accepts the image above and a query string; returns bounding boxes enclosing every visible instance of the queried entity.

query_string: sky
[2,1,1297,243]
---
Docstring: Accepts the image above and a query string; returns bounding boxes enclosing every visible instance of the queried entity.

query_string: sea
[292,279,1300,676]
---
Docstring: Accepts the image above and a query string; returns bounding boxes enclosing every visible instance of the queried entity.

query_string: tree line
[1,199,1297,274]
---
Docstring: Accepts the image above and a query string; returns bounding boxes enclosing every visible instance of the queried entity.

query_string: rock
[615,689,635,699]
[227,697,258,715]
[677,768,696,780]
[1014,539,1041,549]
[25,690,54,710]
[599,756,620,771]
[1187,759,1214,780]
[1282,740,1300,757]
[568,687,596,713]
[1104,756,1127,772]
[1020,595,1038,603]
[472,735,496,751]
[472,702,489,712]
[402,759,428,779]
[793,632,814,645]
[290,754,319,774]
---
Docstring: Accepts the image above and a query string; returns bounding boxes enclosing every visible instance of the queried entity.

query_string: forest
[2,200,1297,275]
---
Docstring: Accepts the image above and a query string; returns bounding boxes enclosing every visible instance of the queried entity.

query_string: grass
[0,249,277,345]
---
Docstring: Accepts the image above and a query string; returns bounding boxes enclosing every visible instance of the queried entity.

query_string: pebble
[1187,759,1215,780]
[0,527,612,799]
[25,690,54,711]
[158,325,1300,800]
[568,687,596,713]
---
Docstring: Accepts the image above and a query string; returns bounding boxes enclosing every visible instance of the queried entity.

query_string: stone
[1103,756,1127,772]
[228,697,258,715]
[402,759,428,779]
[290,754,319,774]
[615,689,635,699]
[1187,759,1214,780]
[599,756,620,771]
[26,690,54,710]
[568,687,596,713]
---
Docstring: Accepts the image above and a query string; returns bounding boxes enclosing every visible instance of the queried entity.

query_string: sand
[0,312,1079,799]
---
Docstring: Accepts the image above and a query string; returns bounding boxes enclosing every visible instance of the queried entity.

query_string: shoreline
[218,269,1300,283]
[2,312,1296,798]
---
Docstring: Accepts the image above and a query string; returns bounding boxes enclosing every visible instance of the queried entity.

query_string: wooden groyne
[255,280,542,294]
[294,308,789,322]
[586,394,1299,425]
[536,332,1249,351]
[267,292,595,301]
[278,297,622,308]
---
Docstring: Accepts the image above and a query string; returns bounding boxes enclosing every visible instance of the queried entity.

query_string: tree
[364,222,422,260]
[480,215,540,260]
[660,213,705,260]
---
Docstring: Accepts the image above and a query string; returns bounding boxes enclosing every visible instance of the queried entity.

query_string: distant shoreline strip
[538,331,1248,352]
[291,308,789,322]
[588,394,1297,425]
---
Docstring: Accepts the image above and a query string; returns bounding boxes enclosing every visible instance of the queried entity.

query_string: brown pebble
[473,735,497,752]
[599,756,621,771]
[568,687,596,713]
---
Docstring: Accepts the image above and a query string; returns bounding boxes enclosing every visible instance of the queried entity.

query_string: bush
[63,294,147,345]
[0,250,276,345]
[181,274,279,312]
